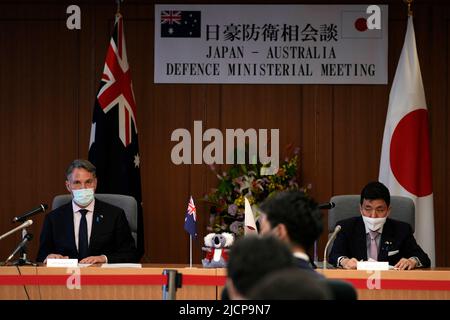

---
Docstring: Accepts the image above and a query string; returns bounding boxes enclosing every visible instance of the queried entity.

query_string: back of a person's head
[259,190,323,250]
[227,235,297,297]
[247,268,332,300]
[360,181,391,206]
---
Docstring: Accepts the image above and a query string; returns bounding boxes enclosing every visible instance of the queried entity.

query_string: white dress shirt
[293,251,310,262]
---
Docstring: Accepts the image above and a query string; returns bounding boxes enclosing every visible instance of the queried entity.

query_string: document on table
[101,263,142,268]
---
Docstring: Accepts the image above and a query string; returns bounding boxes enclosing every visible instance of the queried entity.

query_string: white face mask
[362,215,387,232]
[72,188,94,207]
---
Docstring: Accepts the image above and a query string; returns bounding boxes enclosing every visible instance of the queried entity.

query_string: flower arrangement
[203,145,306,238]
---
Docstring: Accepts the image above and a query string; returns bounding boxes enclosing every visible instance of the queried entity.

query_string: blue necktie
[78,209,89,260]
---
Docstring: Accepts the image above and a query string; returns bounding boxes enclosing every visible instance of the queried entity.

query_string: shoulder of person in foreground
[247,268,332,300]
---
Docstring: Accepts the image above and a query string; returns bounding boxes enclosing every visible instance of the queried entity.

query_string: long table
[0,264,218,300]
[215,268,450,300]
[317,268,450,300]
[1,265,449,300]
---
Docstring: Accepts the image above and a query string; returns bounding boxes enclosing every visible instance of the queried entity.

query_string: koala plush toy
[201,232,234,268]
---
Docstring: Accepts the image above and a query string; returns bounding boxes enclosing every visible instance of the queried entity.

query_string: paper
[77,263,93,268]
[357,261,389,270]
[100,263,142,268]
[46,258,78,268]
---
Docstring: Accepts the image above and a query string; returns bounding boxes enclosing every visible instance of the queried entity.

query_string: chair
[52,193,138,246]
[328,195,415,234]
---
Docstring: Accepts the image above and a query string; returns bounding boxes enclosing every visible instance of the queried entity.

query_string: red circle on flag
[355,18,368,32]
[390,109,432,197]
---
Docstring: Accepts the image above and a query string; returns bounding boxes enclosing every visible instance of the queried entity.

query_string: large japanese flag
[379,16,435,266]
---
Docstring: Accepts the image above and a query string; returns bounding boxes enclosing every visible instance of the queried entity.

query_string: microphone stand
[314,202,336,268]
[15,228,34,265]
[313,240,319,267]
[323,225,341,270]
[11,229,36,266]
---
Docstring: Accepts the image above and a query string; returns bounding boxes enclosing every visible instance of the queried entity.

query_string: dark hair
[227,235,296,297]
[247,268,332,300]
[66,159,96,180]
[360,181,390,206]
[259,190,323,250]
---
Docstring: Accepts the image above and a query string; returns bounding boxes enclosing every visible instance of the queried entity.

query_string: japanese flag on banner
[379,16,435,266]
[341,10,383,39]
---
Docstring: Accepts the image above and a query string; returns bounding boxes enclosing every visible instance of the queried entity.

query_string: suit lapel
[379,219,395,261]
[355,217,368,260]
[62,204,77,254]
[90,199,105,248]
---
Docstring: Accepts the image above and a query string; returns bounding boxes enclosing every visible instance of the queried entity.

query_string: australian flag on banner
[88,13,144,259]
[184,196,197,237]
[161,10,201,38]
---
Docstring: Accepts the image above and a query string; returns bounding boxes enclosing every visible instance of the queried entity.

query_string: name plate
[357,261,389,270]
[46,259,78,268]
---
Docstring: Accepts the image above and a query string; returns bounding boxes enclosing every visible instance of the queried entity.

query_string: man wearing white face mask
[37,159,137,264]
[329,181,430,270]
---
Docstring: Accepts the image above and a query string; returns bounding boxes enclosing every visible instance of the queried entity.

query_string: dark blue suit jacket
[329,216,430,268]
[295,257,319,272]
[37,198,137,263]
[294,257,356,300]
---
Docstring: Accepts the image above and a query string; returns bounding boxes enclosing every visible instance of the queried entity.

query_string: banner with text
[155,5,388,84]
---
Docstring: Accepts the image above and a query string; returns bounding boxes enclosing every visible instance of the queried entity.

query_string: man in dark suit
[258,191,357,300]
[37,159,137,264]
[223,191,356,300]
[226,235,298,299]
[246,268,332,300]
[329,181,430,270]
[258,190,323,271]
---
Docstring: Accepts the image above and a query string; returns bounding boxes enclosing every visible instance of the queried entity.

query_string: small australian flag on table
[161,10,201,38]
[184,196,197,237]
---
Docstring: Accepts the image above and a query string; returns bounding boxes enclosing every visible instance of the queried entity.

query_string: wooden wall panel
[0,8,80,259]
[0,0,449,267]
[430,6,448,268]
[187,85,222,264]
[301,85,333,254]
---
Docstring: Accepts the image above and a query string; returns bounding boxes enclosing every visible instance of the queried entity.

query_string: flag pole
[403,0,413,17]
[185,195,196,268]
[189,235,193,268]
[116,0,123,14]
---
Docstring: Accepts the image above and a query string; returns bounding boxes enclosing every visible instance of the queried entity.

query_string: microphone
[318,202,336,210]
[323,225,342,270]
[0,220,33,241]
[12,204,48,223]
[5,233,33,264]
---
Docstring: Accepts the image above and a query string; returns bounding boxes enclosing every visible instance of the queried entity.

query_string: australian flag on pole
[161,10,201,38]
[88,13,144,259]
[184,196,197,237]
